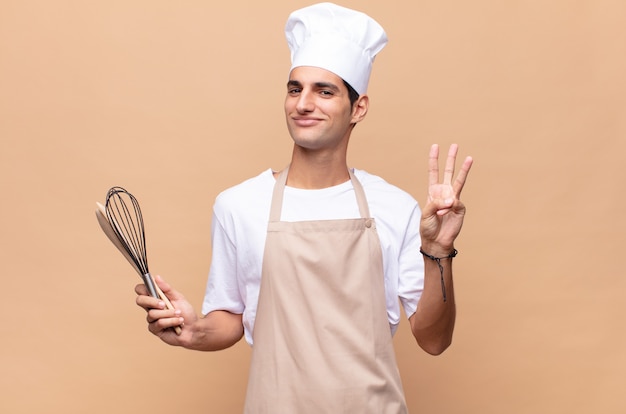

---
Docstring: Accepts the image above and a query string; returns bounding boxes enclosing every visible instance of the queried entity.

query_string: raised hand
[420,144,473,254]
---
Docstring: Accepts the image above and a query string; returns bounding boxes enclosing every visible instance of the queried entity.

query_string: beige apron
[244,167,408,414]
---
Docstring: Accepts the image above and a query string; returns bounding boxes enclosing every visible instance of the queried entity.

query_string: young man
[136,3,473,412]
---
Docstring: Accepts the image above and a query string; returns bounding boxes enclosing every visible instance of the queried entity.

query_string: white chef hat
[285,2,388,95]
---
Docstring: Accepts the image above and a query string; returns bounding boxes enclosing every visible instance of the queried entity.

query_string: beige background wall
[1,1,624,413]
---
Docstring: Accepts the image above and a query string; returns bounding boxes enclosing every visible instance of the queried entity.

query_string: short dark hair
[343,80,360,107]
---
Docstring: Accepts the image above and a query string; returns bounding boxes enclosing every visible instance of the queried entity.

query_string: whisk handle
[146,273,183,335]
[142,273,159,298]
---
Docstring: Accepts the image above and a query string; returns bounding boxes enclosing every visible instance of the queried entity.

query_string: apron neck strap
[270,165,371,222]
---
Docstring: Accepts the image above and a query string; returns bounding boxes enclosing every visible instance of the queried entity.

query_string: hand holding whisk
[96,187,182,335]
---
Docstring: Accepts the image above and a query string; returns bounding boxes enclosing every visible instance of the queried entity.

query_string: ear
[351,95,369,124]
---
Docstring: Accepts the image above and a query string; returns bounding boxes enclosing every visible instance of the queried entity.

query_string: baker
[135,2,473,412]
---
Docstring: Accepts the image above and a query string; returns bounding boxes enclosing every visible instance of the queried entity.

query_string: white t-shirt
[202,168,424,345]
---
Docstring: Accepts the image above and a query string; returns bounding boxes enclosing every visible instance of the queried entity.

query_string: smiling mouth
[293,117,322,127]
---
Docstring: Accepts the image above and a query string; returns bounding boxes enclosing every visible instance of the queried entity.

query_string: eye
[288,87,301,95]
[320,90,334,96]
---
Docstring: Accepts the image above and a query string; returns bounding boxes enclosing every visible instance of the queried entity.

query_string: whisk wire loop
[105,187,152,291]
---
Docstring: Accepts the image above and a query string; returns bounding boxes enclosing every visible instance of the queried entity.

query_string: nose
[295,90,314,113]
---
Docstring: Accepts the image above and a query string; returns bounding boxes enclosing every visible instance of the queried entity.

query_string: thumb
[153,274,184,301]
[423,197,454,218]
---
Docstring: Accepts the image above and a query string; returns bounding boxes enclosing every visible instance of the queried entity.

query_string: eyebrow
[287,80,341,92]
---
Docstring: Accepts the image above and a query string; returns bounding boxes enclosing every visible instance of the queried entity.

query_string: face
[284,66,367,153]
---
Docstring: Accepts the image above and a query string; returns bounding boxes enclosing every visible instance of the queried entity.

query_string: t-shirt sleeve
[397,204,424,318]
[201,208,245,316]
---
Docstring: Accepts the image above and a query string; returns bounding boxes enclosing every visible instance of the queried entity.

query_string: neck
[282,146,350,189]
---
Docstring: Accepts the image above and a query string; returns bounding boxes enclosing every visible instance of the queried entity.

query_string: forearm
[185,310,244,352]
[411,142,472,355]
[409,250,456,355]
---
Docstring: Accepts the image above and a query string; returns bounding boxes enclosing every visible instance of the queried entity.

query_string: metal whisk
[104,187,158,298]
[96,186,182,334]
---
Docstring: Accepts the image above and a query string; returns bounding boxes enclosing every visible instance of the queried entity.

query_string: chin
[288,129,322,148]
[292,139,325,151]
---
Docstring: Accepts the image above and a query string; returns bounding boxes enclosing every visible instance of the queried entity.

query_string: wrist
[419,243,455,258]
[419,246,457,303]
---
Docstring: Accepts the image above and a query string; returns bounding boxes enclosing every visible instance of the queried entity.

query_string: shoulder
[353,168,421,236]
[212,169,275,227]
[214,169,274,209]
[353,168,419,209]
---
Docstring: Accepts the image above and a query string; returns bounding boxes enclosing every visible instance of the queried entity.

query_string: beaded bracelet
[419,247,458,302]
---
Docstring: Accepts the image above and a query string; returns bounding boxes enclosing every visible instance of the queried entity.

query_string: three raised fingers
[428,143,472,198]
